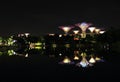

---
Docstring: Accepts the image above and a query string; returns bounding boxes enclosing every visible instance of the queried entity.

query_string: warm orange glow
[74,38,79,40]
[29,43,35,49]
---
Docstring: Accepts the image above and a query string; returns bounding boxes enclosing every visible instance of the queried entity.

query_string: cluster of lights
[29,42,42,49]
[59,26,74,34]
[58,22,105,38]
[18,33,30,37]
[58,51,104,68]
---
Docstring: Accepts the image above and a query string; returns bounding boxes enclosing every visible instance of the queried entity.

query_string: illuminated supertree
[73,30,79,40]
[75,22,92,38]
[99,31,105,34]
[59,56,74,64]
[88,27,96,37]
[73,30,79,35]
[76,52,104,68]
[59,26,74,35]
[95,28,100,34]
[24,33,30,37]
[76,52,91,67]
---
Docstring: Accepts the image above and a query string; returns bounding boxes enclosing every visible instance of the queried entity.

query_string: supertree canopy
[59,26,74,34]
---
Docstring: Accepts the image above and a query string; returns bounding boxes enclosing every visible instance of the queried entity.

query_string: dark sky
[0,1,120,36]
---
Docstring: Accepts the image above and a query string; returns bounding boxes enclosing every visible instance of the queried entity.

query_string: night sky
[0,1,120,36]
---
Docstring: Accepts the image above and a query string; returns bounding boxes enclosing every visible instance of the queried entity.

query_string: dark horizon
[0,1,120,36]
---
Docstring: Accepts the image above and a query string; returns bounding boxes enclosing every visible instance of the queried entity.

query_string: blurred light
[35,47,42,49]
[99,31,105,34]
[52,44,57,48]
[74,55,79,60]
[35,42,42,45]
[75,22,92,32]
[95,29,100,34]
[76,57,89,67]
[25,54,28,57]
[89,57,96,63]
[59,34,62,37]
[65,44,70,48]
[13,40,16,43]
[25,33,30,37]
[63,56,71,63]
[49,34,55,36]
[95,57,101,61]
[74,38,79,40]
[73,30,79,34]
[59,53,62,56]
[88,27,95,33]
[59,26,74,34]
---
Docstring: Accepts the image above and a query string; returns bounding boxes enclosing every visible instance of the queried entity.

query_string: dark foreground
[0,52,120,82]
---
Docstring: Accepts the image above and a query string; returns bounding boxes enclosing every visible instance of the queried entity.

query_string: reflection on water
[58,51,104,68]
[0,46,105,68]
[59,56,75,64]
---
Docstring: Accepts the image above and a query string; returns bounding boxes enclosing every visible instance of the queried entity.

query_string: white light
[59,34,62,37]
[59,53,62,56]
[63,56,71,64]
[49,34,55,36]
[21,34,24,36]
[79,57,89,67]
[61,27,71,33]
[59,26,74,34]
[13,40,16,43]
[25,54,28,57]
[73,30,79,34]
[89,57,96,63]
[95,29,100,34]
[74,55,79,60]
[13,52,16,55]
[25,33,30,37]
[88,27,95,33]
[99,31,105,34]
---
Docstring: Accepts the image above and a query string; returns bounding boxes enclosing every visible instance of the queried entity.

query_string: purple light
[75,22,92,32]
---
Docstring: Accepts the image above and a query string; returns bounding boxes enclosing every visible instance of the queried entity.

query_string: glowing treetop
[88,27,96,33]
[95,28,100,34]
[99,31,105,34]
[73,30,79,34]
[59,26,74,34]
[75,22,92,32]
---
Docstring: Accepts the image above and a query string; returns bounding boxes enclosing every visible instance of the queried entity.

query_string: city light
[59,26,74,34]
[75,22,92,38]
[73,30,79,34]
[95,28,100,34]
[88,27,96,33]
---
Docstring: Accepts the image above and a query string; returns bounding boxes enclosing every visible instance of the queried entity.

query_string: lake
[0,48,119,81]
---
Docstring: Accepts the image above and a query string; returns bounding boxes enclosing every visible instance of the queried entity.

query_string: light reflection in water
[57,51,105,68]
[59,56,75,64]
[0,46,105,68]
